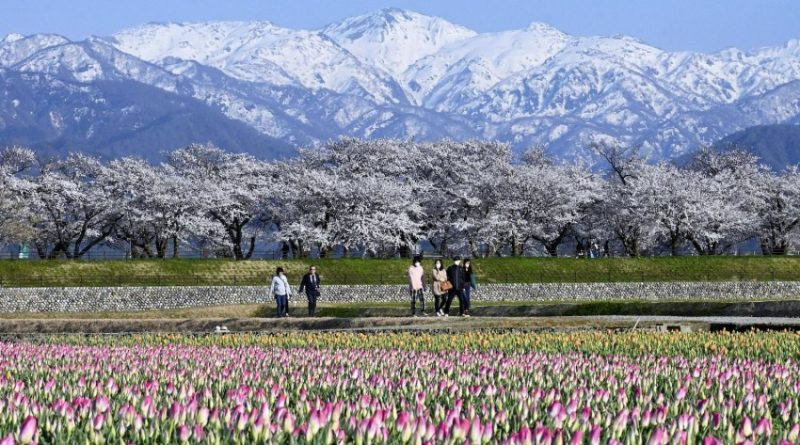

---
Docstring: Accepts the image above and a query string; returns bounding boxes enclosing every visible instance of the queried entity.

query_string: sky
[1,0,799,53]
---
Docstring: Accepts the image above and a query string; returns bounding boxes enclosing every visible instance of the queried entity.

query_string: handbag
[440,280,453,292]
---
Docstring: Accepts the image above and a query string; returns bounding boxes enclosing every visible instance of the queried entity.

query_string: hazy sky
[2,0,799,53]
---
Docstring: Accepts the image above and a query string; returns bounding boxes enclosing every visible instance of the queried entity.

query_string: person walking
[431,259,448,316]
[462,259,477,317]
[444,256,466,317]
[407,256,426,316]
[298,265,322,316]
[270,267,292,318]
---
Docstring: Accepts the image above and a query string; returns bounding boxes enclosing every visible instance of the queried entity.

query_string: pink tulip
[703,436,723,445]
[711,412,721,429]
[742,416,753,437]
[94,396,109,413]
[193,424,205,441]
[18,416,36,444]
[0,434,14,445]
[92,413,105,430]
[549,402,564,419]
[481,422,494,443]
[176,424,190,442]
[469,418,483,444]
[754,417,772,436]
[788,424,800,442]
[589,425,602,445]
[647,427,666,445]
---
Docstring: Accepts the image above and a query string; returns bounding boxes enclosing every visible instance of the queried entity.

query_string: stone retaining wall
[2,281,800,312]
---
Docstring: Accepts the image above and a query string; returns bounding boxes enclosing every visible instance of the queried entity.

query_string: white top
[270,275,291,297]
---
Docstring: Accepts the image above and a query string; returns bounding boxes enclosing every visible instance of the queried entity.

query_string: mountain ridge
[2,8,800,161]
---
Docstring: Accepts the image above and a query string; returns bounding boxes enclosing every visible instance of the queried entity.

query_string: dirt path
[0,315,797,335]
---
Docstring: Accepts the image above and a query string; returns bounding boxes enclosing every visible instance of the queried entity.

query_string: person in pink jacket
[407,256,427,316]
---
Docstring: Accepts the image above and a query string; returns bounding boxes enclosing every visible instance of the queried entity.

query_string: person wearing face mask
[270,267,292,318]
[444,256,466,317]
[299,265,322,316]
[407,256,427,317]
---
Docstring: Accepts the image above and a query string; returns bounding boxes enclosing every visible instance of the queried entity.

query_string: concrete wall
[2,281,800,312]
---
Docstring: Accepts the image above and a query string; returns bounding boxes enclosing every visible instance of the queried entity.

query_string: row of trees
[1,139,799,259]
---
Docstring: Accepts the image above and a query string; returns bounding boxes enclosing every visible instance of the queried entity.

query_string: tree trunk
[231,225,244,260]
[544,241,559,257]
[155,238,168,258]
[510,236,523,257]
[171,236,180,258]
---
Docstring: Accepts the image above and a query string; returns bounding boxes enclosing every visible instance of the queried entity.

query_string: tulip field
[1,331,800,444]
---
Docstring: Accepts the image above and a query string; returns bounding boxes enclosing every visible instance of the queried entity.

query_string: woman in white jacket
[270,267,292,317]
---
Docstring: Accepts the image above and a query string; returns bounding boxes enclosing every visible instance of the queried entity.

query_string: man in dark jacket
[444,256,466,317]
[298,265,322,316]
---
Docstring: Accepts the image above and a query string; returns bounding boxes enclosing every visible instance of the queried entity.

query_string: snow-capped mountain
[321,8,476,80]
[106,20,409,105]
[402,22,570,107]
[2,8,800,162]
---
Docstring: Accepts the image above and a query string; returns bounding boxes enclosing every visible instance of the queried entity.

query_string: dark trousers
[433,293,445,312]
[306,292,317,316]
[463,287,472,314]
[444,289,462,315]
[410,289,425,315]
[275,294,288,317]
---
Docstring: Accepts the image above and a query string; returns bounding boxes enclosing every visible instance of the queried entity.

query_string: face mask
[414,262,420,267]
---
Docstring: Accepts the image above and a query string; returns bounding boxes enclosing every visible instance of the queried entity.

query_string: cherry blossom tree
[106,158,196,258]
[26,153,122,259]
[168,144,273,260]
[0,146,36,246]
[683,149,762,255]
[752,167,800,254]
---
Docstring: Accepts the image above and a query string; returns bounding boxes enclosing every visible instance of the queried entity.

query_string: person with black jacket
[444,256,466,317]
[462,259,477,317]
[298,265,322,316]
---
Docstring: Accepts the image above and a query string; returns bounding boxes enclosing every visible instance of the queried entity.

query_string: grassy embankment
[2,256,800,287]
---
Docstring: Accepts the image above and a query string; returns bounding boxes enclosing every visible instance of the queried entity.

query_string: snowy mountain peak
[109,20,410,104]
[0,33,72,67]
[321,8,477,77]
[11,38,180,91]
[2,33,24,43]
[525,22,564,35]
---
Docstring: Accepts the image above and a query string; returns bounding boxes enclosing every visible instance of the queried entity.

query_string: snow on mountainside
[3,8,800,162]
[11,38,180,91]
[403,22,570,107]
[321,8,477,80]
[0,33,70,67]
[107,21,409,105]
